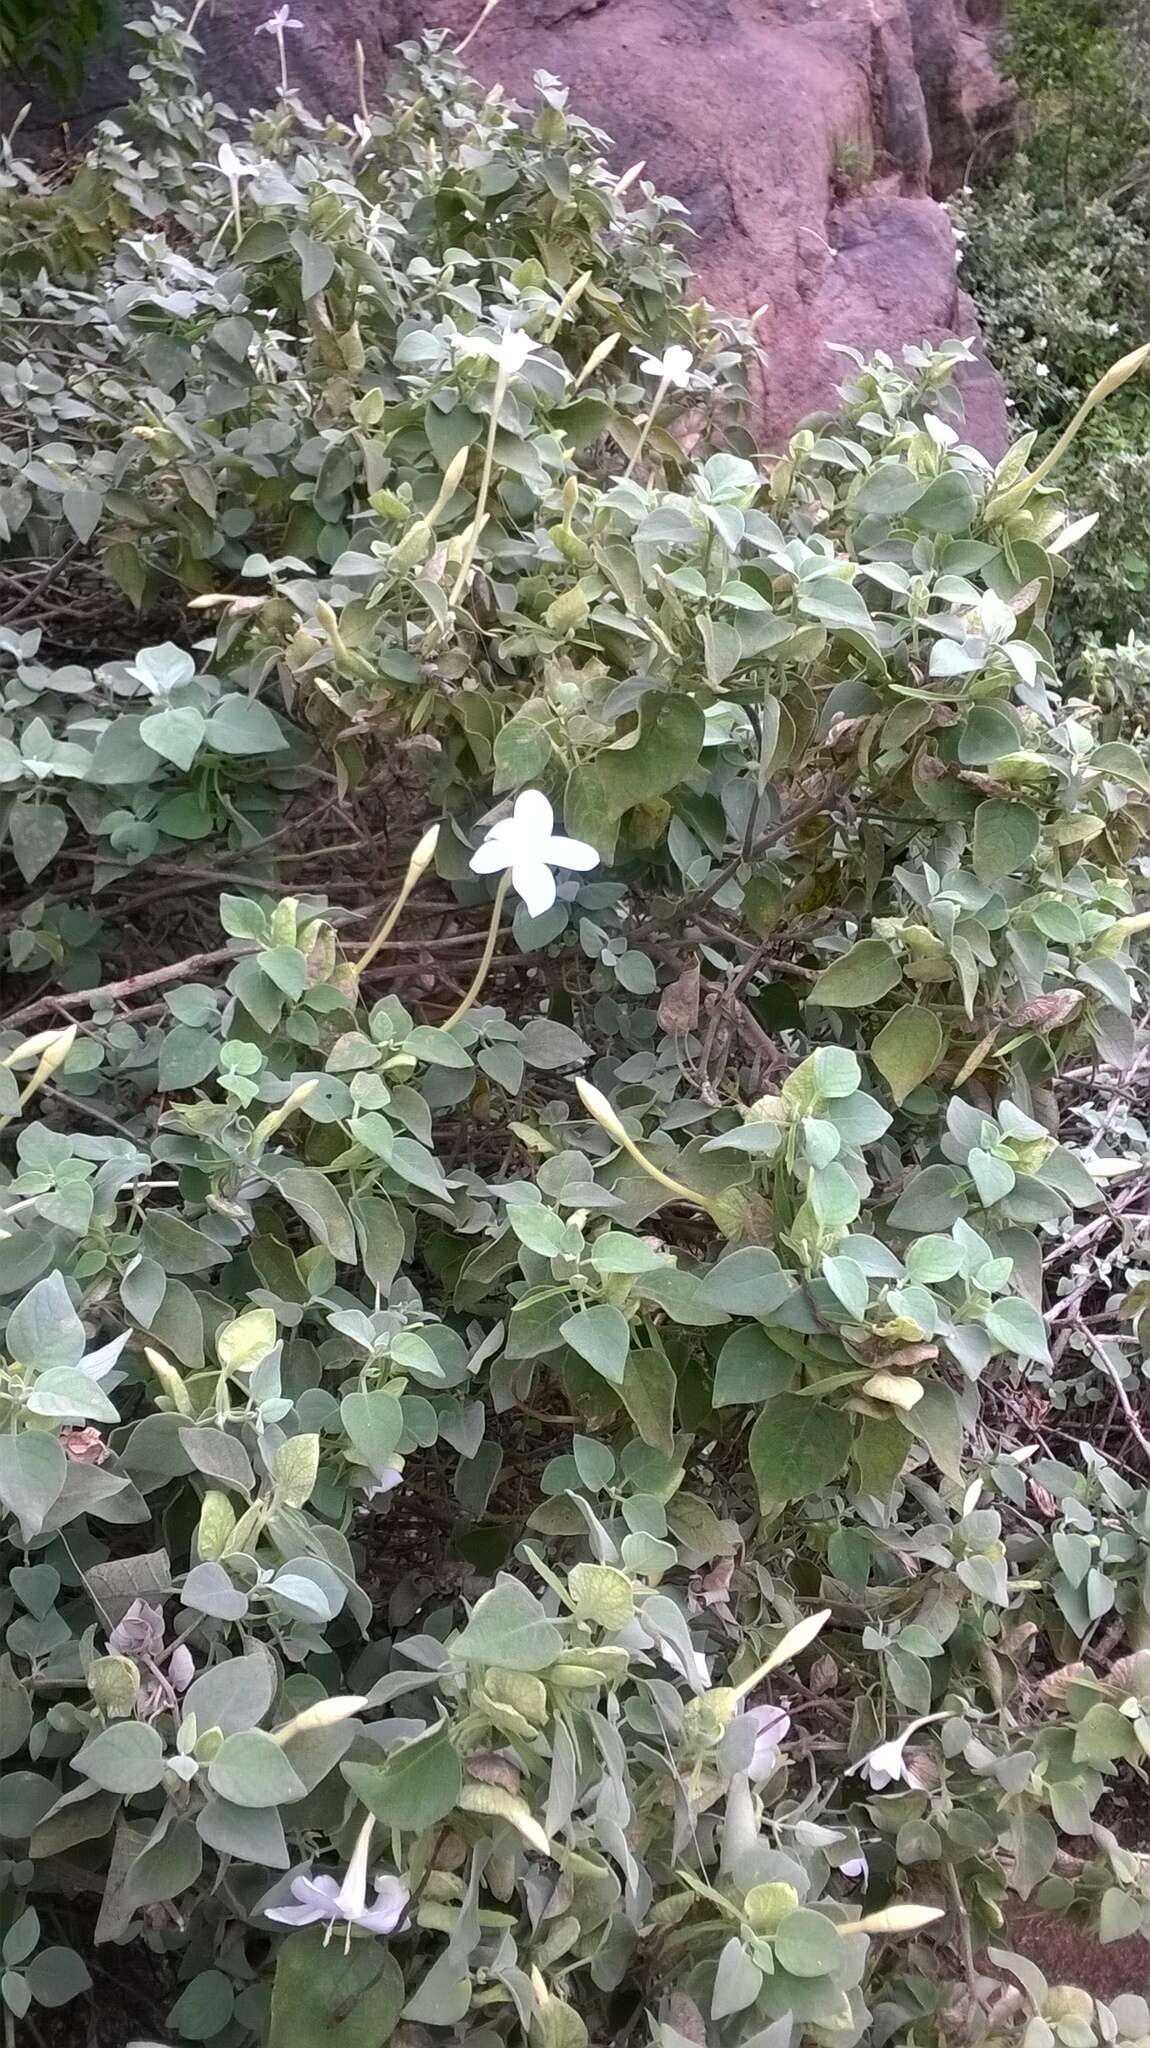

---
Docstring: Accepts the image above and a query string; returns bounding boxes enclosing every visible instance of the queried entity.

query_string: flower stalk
[353,824,441,977]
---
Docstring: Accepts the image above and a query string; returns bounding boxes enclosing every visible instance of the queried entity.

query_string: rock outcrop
[4,0,1016,453]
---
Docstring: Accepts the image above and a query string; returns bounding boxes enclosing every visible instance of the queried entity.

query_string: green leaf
[748,1395,852,1507]
[906,1380,964,1482]
[713,1327,796,1407]
[343,1724,462,1831]
[774,1907,842,1977]
[560,1303,631,1384]
[596,693,705,823]
[259,946,308,1000]
[617,1347,676,1455]
[275,1168,356,1262]
[73,1721,165,1795]
[139,1211,228,1274]
[808,1163,860,1232]
[507,1203,578,1259]
[9,802,68,883]
[182,1649,276,1736]
[26,1367,119,1423]
[274,1434,319,1509]
[711,1937,763,2021]
[6,1271,85,1372]
[291,229,336,301]
[0,1435,68,1541]
[158,1025,219,1091]
[139,705,205,770]
[972,799,1039,883]
[870,1006,945,1105]
[269,1930,404,2048]
[698,1248,792,1315]
[453,1582,563,1671]
[24,1946,91,2009]
[167,1969,234,2041]
[103,540,148,607]
[122,1818,204,1909]
[983,1295,1050,1364]
[811,939,902,1008]
[179,1426,255,1493]
[207,1730,307,1808]
[797,576,874,633]
[196,1795,289,1869]
[1091,741,1150,796]
[404,1025,473,1070]
[217,1307,277,1373]
[341,1389,403,1470]
[908,469,978,534]
[204,696,287,755]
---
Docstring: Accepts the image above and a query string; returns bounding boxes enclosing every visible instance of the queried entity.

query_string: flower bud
[88,1655,140,1718]
[145,1347,194,1416]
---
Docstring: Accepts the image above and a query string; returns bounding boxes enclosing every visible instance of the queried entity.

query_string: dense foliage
[0,0,112,95]
[1,12,1148,2048]
[954,0,1150,708]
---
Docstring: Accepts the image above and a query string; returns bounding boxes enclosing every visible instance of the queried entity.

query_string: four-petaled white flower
[495,327,538,375]
[256,6,302,32]
[634,343,694,389]
[456,326,541,378]
[469,789,598,918]
[266,1816,409,1946]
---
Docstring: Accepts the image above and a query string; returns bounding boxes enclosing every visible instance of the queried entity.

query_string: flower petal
[264,1902,330,1926]
[510,860,556,919]
[469,839,512,876]
[356,1878,411,1934]
[543,834,599,873]
[511,789,554,842]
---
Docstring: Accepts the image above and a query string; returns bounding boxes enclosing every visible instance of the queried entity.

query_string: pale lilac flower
[742,1702,791,1780]
[168,1645,195,1692]
[266,1817,410,1946]
[469,789,598,918]
[109,1600,165,1660]
[62,1427,109,1465]
[364,1460,404,1502]
[839,1854,869,1883]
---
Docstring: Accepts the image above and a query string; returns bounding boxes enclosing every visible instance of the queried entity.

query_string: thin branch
[1078,1322,1150,1467]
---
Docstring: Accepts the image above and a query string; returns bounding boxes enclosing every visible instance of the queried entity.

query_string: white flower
[266,1817,409,1944]
[742,1702,791,1780]
[256,6,302,32]
[659,1641,713,1688]
[215,142,259,183]
[469,789,598,918]
[455,326,540,377]
[923,413,958,450]
[496,327,539,375]
[852,1734,914,1789]
[1034,362,1050,379]
[634,343,694,388]
[849,1712,947,1789]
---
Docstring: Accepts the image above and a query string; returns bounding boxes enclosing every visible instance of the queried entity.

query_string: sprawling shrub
[1,12,1148,2048]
